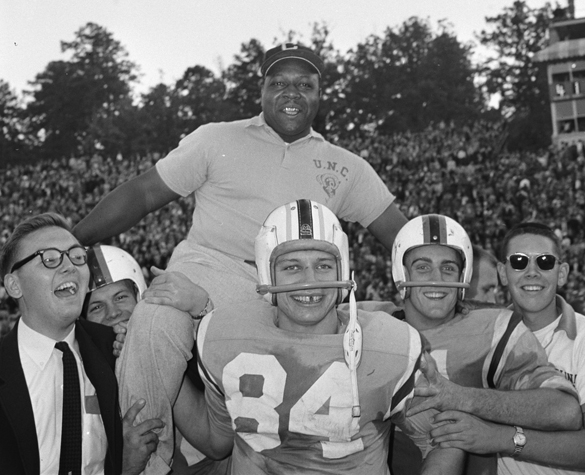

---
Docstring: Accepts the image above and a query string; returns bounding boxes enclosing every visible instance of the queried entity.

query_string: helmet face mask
[87,245,147,301]
[392,214,473,300]
[255,200,351,304]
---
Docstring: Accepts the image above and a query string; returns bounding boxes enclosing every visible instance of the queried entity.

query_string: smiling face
[273,249,339,334]
[498,234,568,328]
[261,58,320,143]
[403,245,462,330]
[85,279,137,326]
[5,226,90,340]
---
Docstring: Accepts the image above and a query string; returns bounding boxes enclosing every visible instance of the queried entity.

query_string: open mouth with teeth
[292,295,323,304]
[423,291,449,299]
[282,106,301,115]
[521,285,544,292]
[54,281,79,297]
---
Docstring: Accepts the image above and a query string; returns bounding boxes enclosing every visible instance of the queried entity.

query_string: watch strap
[512,425,526,456]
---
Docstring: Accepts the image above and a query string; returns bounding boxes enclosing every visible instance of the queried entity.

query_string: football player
[173,200,464,474]
[83,244,222,474]
[429,222,585,474]
[388,215,581,475]
[83,245,147,326]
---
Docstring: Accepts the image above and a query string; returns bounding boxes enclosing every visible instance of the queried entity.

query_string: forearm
[421,447,465,475]
[174,377,233,460]
[73,183,150,245]
[73,167,178,245]
[515,426,585,469]
[455,387,581,430]
[366,203,408,253]
[431,408,585,470]
[474,423,585,470]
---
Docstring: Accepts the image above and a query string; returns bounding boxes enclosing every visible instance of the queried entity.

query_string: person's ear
[557,261,570,288]
[497,261,508,286]
[3,273,23,299]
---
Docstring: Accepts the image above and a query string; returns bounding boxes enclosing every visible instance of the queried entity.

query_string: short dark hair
[498,222,562,262]
[0,213,72,279]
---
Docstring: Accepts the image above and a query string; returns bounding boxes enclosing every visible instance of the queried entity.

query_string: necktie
[55,341,82,475]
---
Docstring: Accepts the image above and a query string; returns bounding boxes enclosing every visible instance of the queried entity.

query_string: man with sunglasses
[428,222,585,474]
[384,216,581,475]
[0,213,163,475]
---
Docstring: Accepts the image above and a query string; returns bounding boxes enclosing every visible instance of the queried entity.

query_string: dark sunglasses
[11,245,88,273]
[505,253,560,271]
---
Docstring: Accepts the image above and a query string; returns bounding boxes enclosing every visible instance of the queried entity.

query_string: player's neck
[403,300,456,331]
[514,299,560,332]
[274,308,343,334]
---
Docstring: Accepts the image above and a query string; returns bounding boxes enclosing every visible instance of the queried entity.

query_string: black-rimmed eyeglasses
[505,253,560,271]
[11,245,88,273]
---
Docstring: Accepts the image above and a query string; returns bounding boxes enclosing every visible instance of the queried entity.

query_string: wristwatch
[193,297,214,320]
[512,426,526,456]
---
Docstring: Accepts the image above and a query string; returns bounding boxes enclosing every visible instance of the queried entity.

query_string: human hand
[430,410,510,454]
[407,352,468,417]
[112,321,127,358]
[143,266,209,317]
[121,399,164,475]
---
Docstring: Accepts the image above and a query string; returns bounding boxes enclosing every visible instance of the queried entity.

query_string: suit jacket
[0,318,123,475]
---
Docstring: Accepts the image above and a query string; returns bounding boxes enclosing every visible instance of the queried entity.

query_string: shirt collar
[507,294,578,340]
[554,294,578,340]
[18,319,77,370]
[248,113,325,143]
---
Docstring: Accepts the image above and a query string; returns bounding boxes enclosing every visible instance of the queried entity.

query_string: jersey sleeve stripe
[486,311,523,388]
[390,327,423,417]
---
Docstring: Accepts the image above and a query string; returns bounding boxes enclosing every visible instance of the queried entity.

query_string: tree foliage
[335,17,480,136]
[174,65,228,136]
[0,80,30,165]
[26,22,138,159]
[138,83,181,155]
[221,39,265,120]
[5,6,564,163]
[477,0,552,150]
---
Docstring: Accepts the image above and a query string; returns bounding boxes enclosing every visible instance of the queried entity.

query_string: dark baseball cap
[261,43,325,77]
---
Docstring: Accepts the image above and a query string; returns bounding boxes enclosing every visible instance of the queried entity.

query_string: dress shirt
[18,319,108,475]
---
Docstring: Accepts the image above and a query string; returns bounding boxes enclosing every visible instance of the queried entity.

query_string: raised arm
[73,167,181,245]
[431,408,585,470]
[366,203,408,254]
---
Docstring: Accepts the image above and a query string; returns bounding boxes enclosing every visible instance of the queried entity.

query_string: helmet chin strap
[257,277,362,418]
[256,280,354,295]
[343,272,362,418]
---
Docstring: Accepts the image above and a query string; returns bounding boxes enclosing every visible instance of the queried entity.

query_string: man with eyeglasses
[0,212,163,475]
[428,222,585,474]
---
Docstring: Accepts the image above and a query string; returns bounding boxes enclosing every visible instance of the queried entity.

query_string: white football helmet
[392,214,473,299]
[255,199,352,305]
[87,245,147,300]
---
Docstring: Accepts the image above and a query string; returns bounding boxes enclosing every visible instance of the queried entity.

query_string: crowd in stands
[2,120,585,334]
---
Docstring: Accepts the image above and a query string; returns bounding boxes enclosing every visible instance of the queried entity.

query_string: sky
[1,0,576,97]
